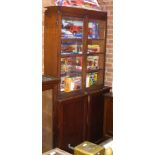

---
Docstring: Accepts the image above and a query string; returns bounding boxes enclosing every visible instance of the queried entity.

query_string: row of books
[61,42,82,54]
[61,56,99,74]
[61,43,100,54]
[61,57,82,75]
[61,20,100,39]
[60,72,98,92]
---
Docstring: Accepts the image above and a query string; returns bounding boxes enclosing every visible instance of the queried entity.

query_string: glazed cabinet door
[56,96,87,152]
[87,91,105,143]
[86,19,107,89]
[60,17,84,93]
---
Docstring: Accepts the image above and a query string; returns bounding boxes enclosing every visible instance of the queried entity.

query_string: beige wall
[42,0,113,87]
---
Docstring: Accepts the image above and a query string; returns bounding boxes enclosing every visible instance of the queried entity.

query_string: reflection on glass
[61,40,82,55]
[61,19,83,39]
[87,56,99,70]
[86,72,98,87]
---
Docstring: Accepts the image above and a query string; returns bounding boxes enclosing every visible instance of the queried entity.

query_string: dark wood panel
[44,8,59,77]
[87,91,104,143]
[55,96,87,152]
[103,93,113,138]
[46,6,107,20]
[42,75,60,91]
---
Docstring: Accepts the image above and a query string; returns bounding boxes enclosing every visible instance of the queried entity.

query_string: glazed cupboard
[43,6,111,152]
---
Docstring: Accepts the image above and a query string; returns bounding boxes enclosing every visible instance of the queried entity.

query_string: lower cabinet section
[87,91,105,143]
[103,93,113,139]
[55,95,87,152]
[53,88,111,153]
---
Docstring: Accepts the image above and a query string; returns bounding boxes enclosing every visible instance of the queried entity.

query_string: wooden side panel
[87,91,104,143]
[103,94,113,138]
[42,89,53,152]
[56,96,87,152]
[44,8,60,77]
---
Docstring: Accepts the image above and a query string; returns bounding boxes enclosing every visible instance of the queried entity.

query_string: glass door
[60,17,84,92]
[86,20,106,88]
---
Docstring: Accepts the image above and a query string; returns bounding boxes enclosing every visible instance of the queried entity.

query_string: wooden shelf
[61,53,104,57]
[61,71,82,77]
[42,75,60,91]
[61,38,83,41]
[88,38,105,41]
[61,53,83,57]
[59,90,85,100]
[87,68,104,73]
[86,52,104,55]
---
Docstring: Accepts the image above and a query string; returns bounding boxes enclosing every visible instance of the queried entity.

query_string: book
[61,19,83,39]
[61,57,82,76]
[86,72,98,87]
[88,22,99,39]
[61,42,82,54]
[87,56,99,70]
[88,45,100,53]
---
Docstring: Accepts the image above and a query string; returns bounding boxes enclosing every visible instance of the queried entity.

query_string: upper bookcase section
[50,0,101,10]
